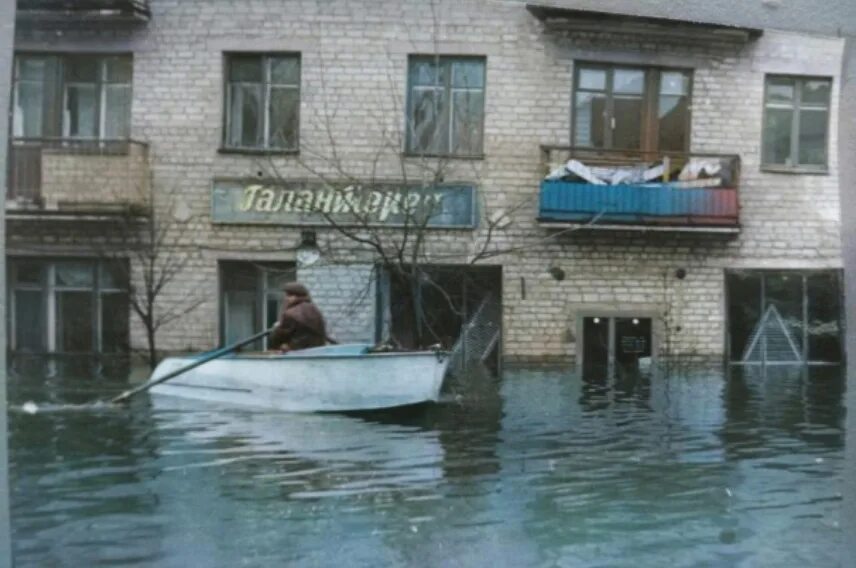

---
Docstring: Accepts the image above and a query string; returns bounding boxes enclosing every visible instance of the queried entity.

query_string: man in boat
[269,282,329,352]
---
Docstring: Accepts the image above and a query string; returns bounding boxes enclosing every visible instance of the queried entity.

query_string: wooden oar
[110,326,276,405]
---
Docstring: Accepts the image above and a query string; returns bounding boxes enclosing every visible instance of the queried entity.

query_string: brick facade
[8,1,844,364]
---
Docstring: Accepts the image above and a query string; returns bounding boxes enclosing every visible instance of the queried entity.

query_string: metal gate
[448,292,501,377]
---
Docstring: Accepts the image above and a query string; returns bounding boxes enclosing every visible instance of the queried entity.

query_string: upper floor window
[762,76,831,171]
[573,64,692,153]
[13,54,132,140]
[406,55,486,157]
[223,53,300,151]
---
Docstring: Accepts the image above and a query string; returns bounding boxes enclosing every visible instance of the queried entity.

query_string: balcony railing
[16,0,151,27]
[538,146,741,232]
[8,138,150,216]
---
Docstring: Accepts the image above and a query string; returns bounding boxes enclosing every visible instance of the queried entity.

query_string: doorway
[580,315,654,379]
[380,264,503,375]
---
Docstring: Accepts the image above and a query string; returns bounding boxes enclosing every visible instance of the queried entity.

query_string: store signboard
[211,180,477,228]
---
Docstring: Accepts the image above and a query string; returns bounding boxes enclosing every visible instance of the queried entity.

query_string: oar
[110,326,276,405]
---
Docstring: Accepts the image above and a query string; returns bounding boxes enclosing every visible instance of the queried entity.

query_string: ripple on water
[8,365,846,567]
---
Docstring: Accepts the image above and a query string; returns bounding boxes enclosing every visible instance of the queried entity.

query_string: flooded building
[4,0,845,373]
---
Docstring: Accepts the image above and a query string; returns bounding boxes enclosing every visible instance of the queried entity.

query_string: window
[12,54,132,140]
[726,270,842,364]
[7,258,129,356]
[406,55,486,157]
[573,64,692,153]
[762,75,831,170]
[223,54,301,151]
[220,261,296,349]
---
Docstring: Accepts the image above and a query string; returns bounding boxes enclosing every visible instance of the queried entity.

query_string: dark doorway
[580,316,653,380]
[615,317,652,371]
[384,265,502,375]
[583,317,609,378]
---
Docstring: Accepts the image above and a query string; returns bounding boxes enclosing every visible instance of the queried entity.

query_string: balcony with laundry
[535,56,742,234]
[538,146,741,234]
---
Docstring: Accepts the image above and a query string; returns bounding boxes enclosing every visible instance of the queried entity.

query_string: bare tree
[257,113,512,348]
[99,177,205,370]
[241,4,605,352]
[251,63,602,350]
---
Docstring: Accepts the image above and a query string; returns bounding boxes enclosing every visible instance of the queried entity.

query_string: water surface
[9,365,844,567]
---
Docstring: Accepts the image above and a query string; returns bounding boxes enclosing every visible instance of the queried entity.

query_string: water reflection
[8,364,846,567]
[10,397,163,566]
[724,365,845,456]
[151,396,445,497]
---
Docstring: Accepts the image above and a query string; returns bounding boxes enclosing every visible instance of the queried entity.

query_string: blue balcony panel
[538,181,740,228]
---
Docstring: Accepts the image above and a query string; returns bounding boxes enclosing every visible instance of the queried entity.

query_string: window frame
[218,261,297,349]
[761,74,832,174]
[404,54,487,159]
[7,258,129,355]
[571,61,694,154]
[221,52,302,154]
[724,268,843,365]
[12,52,133,142]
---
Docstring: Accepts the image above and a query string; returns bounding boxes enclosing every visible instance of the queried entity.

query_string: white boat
[149,343,449,412]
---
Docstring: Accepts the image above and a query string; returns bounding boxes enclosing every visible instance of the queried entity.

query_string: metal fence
[448,292,501,377]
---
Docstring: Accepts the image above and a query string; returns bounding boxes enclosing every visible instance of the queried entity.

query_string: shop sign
[211,180,477,228]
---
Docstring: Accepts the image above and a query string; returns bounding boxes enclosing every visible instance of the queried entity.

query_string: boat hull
[149,344,449,412]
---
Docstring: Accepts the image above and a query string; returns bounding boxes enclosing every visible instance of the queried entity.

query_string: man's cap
[282,282,310,297]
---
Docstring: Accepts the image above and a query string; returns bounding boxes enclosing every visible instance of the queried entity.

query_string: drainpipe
[0,0,15,563]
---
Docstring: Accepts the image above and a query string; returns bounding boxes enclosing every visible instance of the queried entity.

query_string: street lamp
[296,229,320,268]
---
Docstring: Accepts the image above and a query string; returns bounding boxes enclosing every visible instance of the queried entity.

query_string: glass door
[581,316,653,380]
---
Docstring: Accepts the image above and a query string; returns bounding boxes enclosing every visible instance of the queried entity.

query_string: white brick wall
[10,1,845,363]
[298,263,376,343]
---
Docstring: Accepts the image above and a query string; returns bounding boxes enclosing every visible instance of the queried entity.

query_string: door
[582,317,610,379]
[614,317,652,375]
[581,316,653,379]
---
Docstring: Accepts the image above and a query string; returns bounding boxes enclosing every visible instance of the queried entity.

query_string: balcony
[538,146,741,234]
[8,138,150,219]
[526,4,762,44]
[16,0,151,28]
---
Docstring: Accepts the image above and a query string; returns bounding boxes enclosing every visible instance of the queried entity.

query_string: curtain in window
[573,65,691,153]
[13,56,49,138]
[225,55,300,150]
[408,56,485,156]
[63,57,99,139]
[658,71,691,152]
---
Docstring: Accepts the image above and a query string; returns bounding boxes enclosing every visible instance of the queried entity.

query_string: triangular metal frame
[741,304,803,363]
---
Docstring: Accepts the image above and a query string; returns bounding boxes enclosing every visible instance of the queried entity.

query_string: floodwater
[7,365,845,567]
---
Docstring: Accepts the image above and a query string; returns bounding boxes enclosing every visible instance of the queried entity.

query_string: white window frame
[406,55,486,157]
[223,54,301,151]
[8,259,128,355]
[761,75,831,172]
[60,56,133,141]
